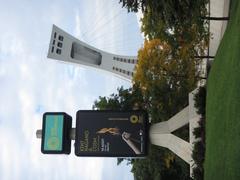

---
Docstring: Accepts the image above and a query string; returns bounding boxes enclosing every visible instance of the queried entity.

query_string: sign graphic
[75,110,148,157]
[41,112,72,154]
[43,114,63,151]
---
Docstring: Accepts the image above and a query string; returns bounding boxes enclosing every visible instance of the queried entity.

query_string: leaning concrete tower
[47,25,138,81]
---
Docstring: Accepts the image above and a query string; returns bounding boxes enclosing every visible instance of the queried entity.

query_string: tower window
[128,59,130,63]
[58,35,64,41]
[112,67,115,70]
[56,48,61,54]
[53,40,55,45]
[51,46,54,53]
[54,32,57,38]
[57,42,63,48]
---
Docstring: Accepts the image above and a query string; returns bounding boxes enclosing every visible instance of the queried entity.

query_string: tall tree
[133,39,199,122]
[119,0,209,27]
[120,0,209,54]
[92,85,145,111]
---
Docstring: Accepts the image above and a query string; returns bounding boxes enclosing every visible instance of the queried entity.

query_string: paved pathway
[209,0,231,56]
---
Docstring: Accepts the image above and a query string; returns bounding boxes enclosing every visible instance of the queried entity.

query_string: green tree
[141,5,209,53]
[119,0,209,54]
[119,0,147,12]
[132,146,190,180]
[92,85,145,110]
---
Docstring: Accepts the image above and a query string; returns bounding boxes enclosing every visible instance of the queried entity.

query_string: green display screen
[43,115,64,151]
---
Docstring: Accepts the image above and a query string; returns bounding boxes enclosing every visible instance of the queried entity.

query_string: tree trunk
[202,16,229,21]
[194,55,215,59]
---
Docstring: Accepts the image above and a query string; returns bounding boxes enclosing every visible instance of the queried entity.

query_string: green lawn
[205,0,240,179]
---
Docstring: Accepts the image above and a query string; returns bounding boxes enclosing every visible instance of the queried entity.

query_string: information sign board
[75,110,148,157]
[41,112,72,154]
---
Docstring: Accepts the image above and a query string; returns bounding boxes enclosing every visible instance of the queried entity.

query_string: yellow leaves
[133,38,200,96]
[165,153,175,169]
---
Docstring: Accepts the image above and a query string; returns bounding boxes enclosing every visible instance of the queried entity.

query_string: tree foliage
[132,146,190,180]
[92,84,145,110]
[191,86,206,180]
[133,39,198,122]
[142,14,208,55]
[120,0,209,56]
[119,0,147,12]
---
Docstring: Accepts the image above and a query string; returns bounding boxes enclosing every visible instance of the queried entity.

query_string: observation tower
[48,25,138,81]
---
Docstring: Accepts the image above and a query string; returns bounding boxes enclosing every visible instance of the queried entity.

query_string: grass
[205,0,240,179]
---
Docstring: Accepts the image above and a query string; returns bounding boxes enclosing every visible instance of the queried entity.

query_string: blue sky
[0,0,143,180]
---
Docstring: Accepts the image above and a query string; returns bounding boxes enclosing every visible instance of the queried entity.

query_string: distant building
[47,25,138,81]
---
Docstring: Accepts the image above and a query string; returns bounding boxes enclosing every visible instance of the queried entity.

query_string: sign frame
[41,112,72,154]
[75,110,149,157]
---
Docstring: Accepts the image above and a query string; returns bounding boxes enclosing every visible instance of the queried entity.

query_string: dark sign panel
[75,110,148,157]
[41,112,72,154]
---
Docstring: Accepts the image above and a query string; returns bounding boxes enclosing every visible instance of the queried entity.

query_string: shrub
[192,86,206,180]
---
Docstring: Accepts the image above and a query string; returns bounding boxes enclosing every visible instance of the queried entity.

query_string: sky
[0,0,143,180]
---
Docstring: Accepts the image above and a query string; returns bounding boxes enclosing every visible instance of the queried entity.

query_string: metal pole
[36,128,76,140]
[36,130,42,138]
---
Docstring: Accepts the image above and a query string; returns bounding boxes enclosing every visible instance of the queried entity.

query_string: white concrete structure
[48,25,137,81]
[149,89,200,169]
[149,106,192,163]
[149,89,204,177]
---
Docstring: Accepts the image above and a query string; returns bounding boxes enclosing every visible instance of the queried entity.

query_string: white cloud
[0,66,6,77]
[0,127,22,180]
[0,33,26,56]
[74,10,83,40]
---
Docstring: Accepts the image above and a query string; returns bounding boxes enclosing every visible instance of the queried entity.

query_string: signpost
[36,91,198,176]
[37,110,148,158]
